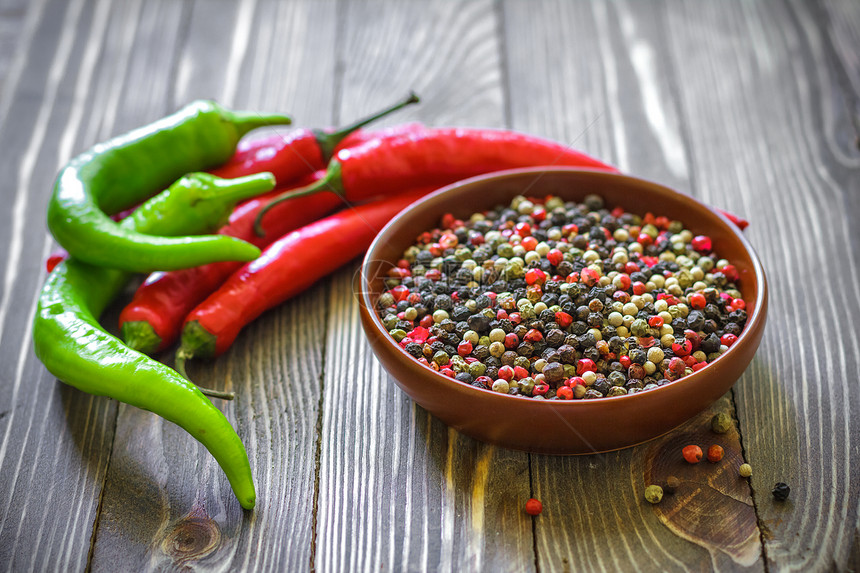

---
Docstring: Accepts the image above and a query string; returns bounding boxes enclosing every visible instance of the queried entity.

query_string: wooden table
[1,0,858,571]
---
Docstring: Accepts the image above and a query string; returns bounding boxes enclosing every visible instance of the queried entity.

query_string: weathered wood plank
[89,1,340,571]
[313,1,534,571]
[820,0,860,139]
[0,0,181,570]
[664,0,860,570]
[502,1,763,570]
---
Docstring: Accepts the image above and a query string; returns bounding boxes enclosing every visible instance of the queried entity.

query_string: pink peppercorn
[683,445,703,463]
[504,333,519,349]
[672,339,693,356]
[555,311,573,328]
[513,366,529,380]
[556,386,574,400]
[457,341,473,357]
[522,236,538,251]
[525,498,543,515]
[498,365,515,381]
[547,249,564,266]
[576,358,596,375]
[691,235,712,253]
[648,316,664,328]
[688,293,706,310]
[721,333,738,347]
[533,384,549,396]
[525,329,543,342]
[525,268,546,285]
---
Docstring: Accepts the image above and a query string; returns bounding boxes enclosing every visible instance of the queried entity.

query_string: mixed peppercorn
[376,194,748,400]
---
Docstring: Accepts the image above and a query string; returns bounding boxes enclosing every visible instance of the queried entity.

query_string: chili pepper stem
[223,109,293,138]
[199,387,236,400]
[253,160,344,236]
[201,172,277,203]
[313,91,420,161]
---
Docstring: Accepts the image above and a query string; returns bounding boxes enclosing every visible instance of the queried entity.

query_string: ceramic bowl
[358,168,767,454]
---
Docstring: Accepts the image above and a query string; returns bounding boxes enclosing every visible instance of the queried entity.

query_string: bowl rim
[359,167,767,406]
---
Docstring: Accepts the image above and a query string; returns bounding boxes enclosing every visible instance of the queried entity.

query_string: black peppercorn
[772,483,790,501]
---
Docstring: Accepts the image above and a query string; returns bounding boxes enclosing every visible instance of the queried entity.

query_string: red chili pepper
[253,127,619,233]
[212,92,419,184]
[174,188,435,374]
[119,171,341,354]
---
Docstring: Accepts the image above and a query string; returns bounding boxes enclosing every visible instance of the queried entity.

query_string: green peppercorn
[469,361,487,378]
[432,350,449,366]
[711,412,732,434]
[389,329,407,342]
[644,485,663,504]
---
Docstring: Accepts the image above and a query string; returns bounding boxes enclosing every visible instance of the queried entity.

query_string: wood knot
[161,513,221,562]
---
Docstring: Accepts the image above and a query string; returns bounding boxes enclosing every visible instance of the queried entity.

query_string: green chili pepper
[47,100,291,273]
[34,171,276,510]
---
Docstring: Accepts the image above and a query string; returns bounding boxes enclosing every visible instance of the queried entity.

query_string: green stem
[314,91,420,161]
[252,160,344,237]
[207,172,276,203]
[174,351,232,400]
[225,109,293,138]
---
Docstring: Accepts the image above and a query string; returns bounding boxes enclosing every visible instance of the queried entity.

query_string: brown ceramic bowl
[358,168,767,454]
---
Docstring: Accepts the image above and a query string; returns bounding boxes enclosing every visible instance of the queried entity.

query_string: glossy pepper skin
[211,93,420,185]
[253,127,617,231]
[47,100,291,273]
[119,170,342,354]
[34,171,276,510]
[175,188,435,374]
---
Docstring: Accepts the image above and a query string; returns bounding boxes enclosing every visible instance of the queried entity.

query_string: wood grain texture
[664,0,860,570]
[0,0,166,570]
[502,1,762,570]
[0,0,857,571]
[311,2,535,571]
[89,1,339,571]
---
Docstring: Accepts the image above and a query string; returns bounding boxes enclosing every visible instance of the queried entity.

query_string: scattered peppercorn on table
[1,2,858,572]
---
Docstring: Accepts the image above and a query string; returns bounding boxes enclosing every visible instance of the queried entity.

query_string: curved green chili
[34,172,275,509]
[47,100,291,273]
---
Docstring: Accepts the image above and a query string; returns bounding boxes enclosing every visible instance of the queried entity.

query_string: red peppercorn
[496,309,508,320]
[692,362,708,372]
[390,285,410,302]
[440,368,456,378]
[441,213,456,228]
[522,236,538,251]
[457,341,473,357]
[562,223,578,236]
[475,375,492,387]
[688,293,706,310]
[721,264,739,282]
[721,333,738,347]
[691,235,712,253]
[669,357,686,376]
[504,333,519,349]
[525,329,543,342]
[682,445,703,464]
[619,355,631,369]
[525,268,546,285]
[672,339,693,356]
[509,312,522,325]
[637,233,653,246]
[532,207,546,222]
[555,311,573,328]
[424,269,441,281]
[498,365,515,381]
[556,386,574,400]
[515,222,532,236]
[616,274,631,290]
[632,281,647,295]
[707,444,724,463]
[580,268,599,286]
[525,498,543,516]
[419,315,434,328]
[547,248,564,266]
[533,384,549,396]
[731,298,746,311]
[624,262,640,275]
[576,358,596,375]
[513,366,529,380]
[570,376,585,386]
[648,316,664,328]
